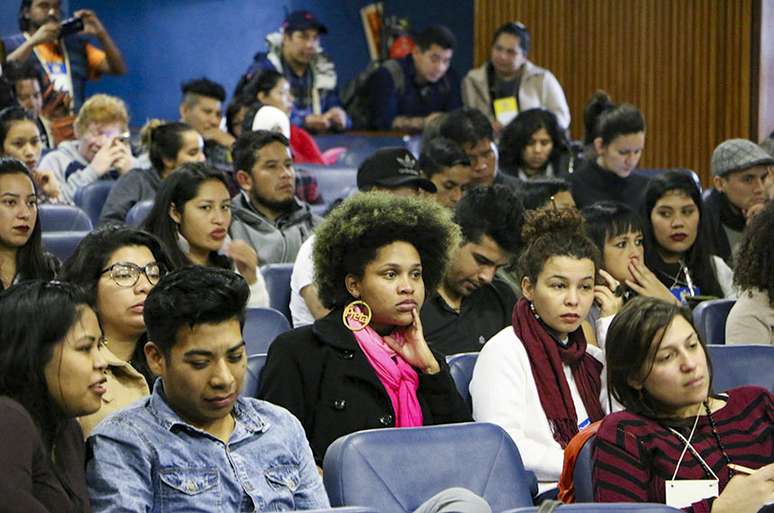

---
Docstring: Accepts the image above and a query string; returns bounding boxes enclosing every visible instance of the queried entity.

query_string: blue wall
[3,1,473,124]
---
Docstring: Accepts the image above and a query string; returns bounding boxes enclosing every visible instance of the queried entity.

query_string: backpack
[341,59,404,130]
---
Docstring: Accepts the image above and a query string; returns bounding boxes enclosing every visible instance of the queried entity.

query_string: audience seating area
[38,204,93,231]
[73,180,116,226]
[243,306,290,355]
[692,299,735,345]
[261,263,294,322]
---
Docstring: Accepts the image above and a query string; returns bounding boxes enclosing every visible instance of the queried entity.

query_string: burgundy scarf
[512,298,605,448]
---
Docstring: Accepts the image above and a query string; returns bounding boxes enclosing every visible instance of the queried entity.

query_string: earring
[342,300,372,332]
[529,301,540,320]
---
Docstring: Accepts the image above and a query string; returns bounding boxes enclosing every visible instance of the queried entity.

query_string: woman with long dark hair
[594,296,773,512]
[642,171,734,301]
[0,280,107,511]
[59,225,173,435]
[143,162,268,307]
[0,157,58,290]
[499,108,574,181]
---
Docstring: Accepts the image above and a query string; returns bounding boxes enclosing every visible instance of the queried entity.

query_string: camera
[59,17,84,38]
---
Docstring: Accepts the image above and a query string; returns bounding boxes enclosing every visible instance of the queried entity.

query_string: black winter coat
[258,309,472,463]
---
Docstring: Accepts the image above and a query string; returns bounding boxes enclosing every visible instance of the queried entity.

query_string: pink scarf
[350,317,424,427]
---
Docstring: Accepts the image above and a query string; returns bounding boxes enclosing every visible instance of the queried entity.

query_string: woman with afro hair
[259,192,472,463]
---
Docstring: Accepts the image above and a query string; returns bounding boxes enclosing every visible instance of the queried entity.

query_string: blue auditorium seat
[241,353,267,399]
[73,180,115,226]
[38,204,93,231]
[692,299,735,345]
[706,344,774,391]
[503,504,683,512]
[243,307,290,355]
[125,199,154,227]
[297,165,357,207]
[446,352,478,410]
[573,435,595,503]
[323,422,535,513]
[42,230,89,262]
[261,263,294,322]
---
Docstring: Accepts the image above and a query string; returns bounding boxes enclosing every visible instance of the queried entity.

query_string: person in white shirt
[470,207,614,493]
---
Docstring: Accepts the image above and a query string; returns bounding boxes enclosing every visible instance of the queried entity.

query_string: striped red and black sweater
[592,386,773,513]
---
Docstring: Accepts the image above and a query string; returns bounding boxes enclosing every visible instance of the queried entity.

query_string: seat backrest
[42,230,89,262]
[503,504,683,512]
[125,199,154,227]
[692,299,735,345]
[323,422,534,513]
[447,352,478,411]
[573,435,595,503]
[38,204,93,232]
[243,307,291,355]
[241,353,267,399]
[73,180,116,226]
[706,344,774,391]
[297,166,357,206]
[261,263,294,322]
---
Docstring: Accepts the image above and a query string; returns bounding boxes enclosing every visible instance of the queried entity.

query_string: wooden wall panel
[474,0,756,185]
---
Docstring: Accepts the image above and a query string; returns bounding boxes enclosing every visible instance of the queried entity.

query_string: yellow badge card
[493,96,519,125]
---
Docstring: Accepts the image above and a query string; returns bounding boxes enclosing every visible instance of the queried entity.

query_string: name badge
[670,286,701,304]
[493,96,519,126]
[578,417,590,430]
[665,479,718,508]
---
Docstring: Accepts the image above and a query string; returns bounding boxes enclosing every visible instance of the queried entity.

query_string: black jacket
[258,309,472,463]
[568,158,650,210]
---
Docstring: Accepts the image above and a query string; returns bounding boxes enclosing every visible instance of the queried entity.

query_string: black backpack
[341,59,404,130]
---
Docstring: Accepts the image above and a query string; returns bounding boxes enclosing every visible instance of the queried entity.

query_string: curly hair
[733,201,774,306]
[74,94,129,136]
[313,192,460,309]
[519,207,600,284]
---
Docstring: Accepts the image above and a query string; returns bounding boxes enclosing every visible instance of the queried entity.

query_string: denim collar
[148,379,269,437]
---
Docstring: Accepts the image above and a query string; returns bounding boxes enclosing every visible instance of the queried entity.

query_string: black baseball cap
[283,10,328,35]
[357,148,437,193]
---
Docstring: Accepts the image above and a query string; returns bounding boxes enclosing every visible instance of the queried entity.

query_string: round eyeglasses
[100,262,164,288]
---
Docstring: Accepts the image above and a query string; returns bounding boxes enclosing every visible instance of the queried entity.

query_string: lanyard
[668,405,719,481]
[26,32,75,100]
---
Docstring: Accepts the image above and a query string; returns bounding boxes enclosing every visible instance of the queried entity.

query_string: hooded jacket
[98,166,162,226]
[229,193,320,265]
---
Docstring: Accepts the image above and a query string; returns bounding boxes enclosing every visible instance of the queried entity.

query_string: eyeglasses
[100,262,164,288]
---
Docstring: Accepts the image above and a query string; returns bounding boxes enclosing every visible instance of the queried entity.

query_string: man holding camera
[2,0,126,112]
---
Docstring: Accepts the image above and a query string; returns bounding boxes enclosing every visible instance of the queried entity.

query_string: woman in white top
[470,207,612,492]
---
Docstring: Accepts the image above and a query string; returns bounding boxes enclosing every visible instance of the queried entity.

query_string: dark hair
[0,105,37,149]
[733,201,774,305]
[0,157,56,284]
[414,24,457,51]
[0,280,92,450]
[418,137,470,178]
[499,109,568,175]
[642,171,723,297]
[18,0,33,32]
[2,59,44,87]
[605,296,713,418]
[515,178,571,211]
[144,266,249,357]
[180,77,226,104]
[58,226,174,383]
[582,91,616,146]
[519,207,600,284]
[314,192,460,309]
[240,69,284,102]
[147,121,196,174]
[440,107,493,148]
[225,95,255,137]
[233,129,290,173]
[143,162,232,270]
[581,201,644,255]
[491,21,530,53]
[454,185,524,254]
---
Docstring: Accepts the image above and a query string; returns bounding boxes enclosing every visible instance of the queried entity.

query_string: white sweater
[470,325,609,492]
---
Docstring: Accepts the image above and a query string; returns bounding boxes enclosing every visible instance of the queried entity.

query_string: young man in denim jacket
[86,266,328,512]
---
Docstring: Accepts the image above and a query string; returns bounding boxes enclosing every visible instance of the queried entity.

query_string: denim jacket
[86,380,329,512]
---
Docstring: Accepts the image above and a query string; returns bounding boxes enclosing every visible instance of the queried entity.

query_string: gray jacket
[461,60,571,130]
[98,166,161,226]
[230,193,320,265]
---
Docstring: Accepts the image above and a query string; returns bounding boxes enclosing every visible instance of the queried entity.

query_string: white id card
[665,479,718,508]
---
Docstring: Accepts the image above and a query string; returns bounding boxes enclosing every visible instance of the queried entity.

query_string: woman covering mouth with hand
[0,280,108,512]
[470,207,611,493]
